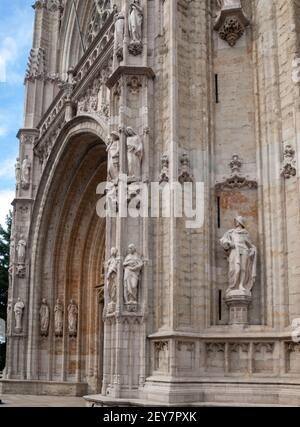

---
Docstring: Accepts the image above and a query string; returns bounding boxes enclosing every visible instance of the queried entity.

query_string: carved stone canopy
[215,154,257,191]
[214,2,250,47]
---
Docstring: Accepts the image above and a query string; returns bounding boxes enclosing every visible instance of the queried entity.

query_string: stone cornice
[12,198,34,207]
[106,66,156,89]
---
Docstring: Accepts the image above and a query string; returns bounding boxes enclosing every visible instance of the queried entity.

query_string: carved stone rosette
[214,2,250,47]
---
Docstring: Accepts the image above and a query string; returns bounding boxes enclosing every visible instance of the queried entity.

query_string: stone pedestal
[214,1,250,47]
[225,290,252,326]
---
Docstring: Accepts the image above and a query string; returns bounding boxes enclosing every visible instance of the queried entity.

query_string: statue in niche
[14,297,25,333]
[220,216,257,295]
[9,235,15,265]
[16,235,26,265]
[107,131,120,183]
[21,156,31,188]
[88,80,100,112]
[123,244,143,306]
[15,158,21,185]
[106,247,118,304]
[7,300,12,335]
[54,299,64,337]
[125,127,143,183]
[114,10,125,61]
[67,300,78,337]
[128,0,143,55]
[39,298,50,337]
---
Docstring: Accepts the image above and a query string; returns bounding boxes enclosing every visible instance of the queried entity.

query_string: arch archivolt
[27,117,108,390]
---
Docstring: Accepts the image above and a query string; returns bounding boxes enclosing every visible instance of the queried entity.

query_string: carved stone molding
[254,343,274,354]
[127,76,142,95]
[25,47,62,84]
[214,1,250,47]
[86,0,116,48]
[206,343,225,354]
[159,154,169,184]
[215,154,257,191]
[154,341,169,372]
[281,144,297,179]
[178,153,194,184]
[33,0,63,12]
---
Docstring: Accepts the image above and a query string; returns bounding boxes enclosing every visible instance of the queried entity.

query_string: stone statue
[21,156,31,187]
[7,300,12,335]
[15,158,21,185]
[9,236,15,265]
[14,297,25,333]
[16,235,26,265]
[220,216,257,295]
[107,131,120,183]
[114,11,125,61]
[123,244,143,305]
[128,0,143,55]
[126,127,143,183]
[67,300,78,337]
[54,299,64,337]
[107,247,118,304]
[39,298,50,337]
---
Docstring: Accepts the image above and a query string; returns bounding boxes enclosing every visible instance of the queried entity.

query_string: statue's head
[111,247,118,257]
[110,131,119,141]
[126,127,136,137]
[234,216,246,228]
[128,244,136,254]
[42,298,47,304]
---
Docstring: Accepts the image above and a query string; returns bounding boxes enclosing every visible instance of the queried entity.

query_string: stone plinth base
[0,380,88,397]
[225,290,252,325]
[84,380,300,407]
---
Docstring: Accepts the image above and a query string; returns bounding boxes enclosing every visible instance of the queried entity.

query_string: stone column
[101,0,155,399]
[5,129,39,380]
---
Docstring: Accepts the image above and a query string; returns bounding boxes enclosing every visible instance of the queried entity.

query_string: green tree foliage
[0,211,12,371]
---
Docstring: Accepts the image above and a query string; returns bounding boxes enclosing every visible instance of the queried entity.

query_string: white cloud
[0,6,33,85]
[0,157,15,180]
[0,190,14,227]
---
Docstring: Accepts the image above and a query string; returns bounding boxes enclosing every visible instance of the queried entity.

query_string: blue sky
[0,0,34,227]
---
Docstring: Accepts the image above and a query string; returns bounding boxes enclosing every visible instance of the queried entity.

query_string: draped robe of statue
[7,301,12,335]
[107,248,118,303]
[114,11,125,55]
[39,299,50,336]
[21,157,31,185]
[15,159,21,184]
[126,128,143,182]
[54,299,64,337]
[128,1,143,44]
[14,298,25,332]
[16,237,26,264]
[220,217,257,295]
[68,300,78,337]
[123,245,143,305]
[107,132,120,183]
